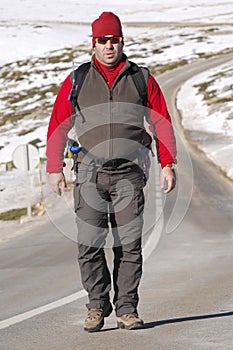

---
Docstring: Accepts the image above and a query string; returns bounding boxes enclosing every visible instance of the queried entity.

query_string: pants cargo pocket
[74,180,82,213]
[74,163,96,213]
[133,188,145,216]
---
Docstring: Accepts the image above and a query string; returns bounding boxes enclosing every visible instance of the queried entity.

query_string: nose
[105,39,114,48]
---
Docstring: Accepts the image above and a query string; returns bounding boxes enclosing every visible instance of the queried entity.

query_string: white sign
[12,144,40,171]
[221,120,231,130]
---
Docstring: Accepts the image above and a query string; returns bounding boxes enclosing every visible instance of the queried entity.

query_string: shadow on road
[80,311,233,333]
[144,311,233,329]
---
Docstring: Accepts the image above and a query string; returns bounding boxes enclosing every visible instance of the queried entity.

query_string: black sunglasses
[95,36,123,45]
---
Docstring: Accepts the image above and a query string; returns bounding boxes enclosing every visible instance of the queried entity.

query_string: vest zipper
[92,64,114,162]
[109,89,113,162]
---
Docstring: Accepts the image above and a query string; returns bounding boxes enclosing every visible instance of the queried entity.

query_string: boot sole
[117,321,144,330]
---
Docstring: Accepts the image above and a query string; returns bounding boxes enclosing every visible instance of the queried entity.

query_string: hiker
[46,12,177,332]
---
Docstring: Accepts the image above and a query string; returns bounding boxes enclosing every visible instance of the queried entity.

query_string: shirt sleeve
[46,75,73,173]
[147,74,177,168]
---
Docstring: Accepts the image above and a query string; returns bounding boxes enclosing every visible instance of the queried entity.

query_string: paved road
[1,53,233,349]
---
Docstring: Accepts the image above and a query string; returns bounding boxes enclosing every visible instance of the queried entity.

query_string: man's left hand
[160,166,176,193]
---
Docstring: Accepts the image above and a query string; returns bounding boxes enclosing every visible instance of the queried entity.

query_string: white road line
[0,164,163,330]
[0,290,87,330]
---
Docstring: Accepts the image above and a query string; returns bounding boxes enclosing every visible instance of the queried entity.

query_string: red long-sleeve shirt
[46,60,176,173]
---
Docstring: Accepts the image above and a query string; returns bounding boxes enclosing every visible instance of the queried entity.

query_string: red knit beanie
[92,12,123,47]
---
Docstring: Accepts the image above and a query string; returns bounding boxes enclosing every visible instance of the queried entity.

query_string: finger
[160,172,165,189]
[164,177,175,194]
[49,180,61,196]
[62,176,67,189]
[164,179,172,193]
[53,184,62,196]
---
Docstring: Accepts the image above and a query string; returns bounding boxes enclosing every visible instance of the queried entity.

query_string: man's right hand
[48,172,67,196]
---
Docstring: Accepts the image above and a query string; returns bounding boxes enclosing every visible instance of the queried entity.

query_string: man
[46,12,176,332]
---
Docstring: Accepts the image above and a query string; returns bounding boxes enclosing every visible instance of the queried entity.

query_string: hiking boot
[83,304,112,332]
[117,313,144,330]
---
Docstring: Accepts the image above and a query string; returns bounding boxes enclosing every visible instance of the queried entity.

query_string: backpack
[68,61,159,163]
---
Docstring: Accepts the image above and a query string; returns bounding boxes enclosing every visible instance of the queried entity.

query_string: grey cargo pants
[74,162,145,317]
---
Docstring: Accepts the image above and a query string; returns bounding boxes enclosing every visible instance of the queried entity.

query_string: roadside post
[38,159,45,215]
[12,144,40,218]
[221,120,231,135]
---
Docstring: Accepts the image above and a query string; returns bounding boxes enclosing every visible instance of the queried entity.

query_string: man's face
[94,35,123,66]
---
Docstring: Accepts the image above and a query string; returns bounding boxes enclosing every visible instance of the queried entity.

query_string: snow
[177,60,233,179]
[0,0,233,218]
[1,0,233,24]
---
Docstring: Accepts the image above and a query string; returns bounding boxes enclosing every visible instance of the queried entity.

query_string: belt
[80,148,137,168]
[102,158,130,169]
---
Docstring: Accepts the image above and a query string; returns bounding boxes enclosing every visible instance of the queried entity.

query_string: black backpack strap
[128,62,148,107]
[69,62,91,118]
[129,62,159,162]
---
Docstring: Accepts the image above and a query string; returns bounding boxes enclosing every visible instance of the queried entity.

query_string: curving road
[1,53,233,349]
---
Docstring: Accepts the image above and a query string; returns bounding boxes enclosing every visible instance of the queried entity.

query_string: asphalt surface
[1,53,233,349]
